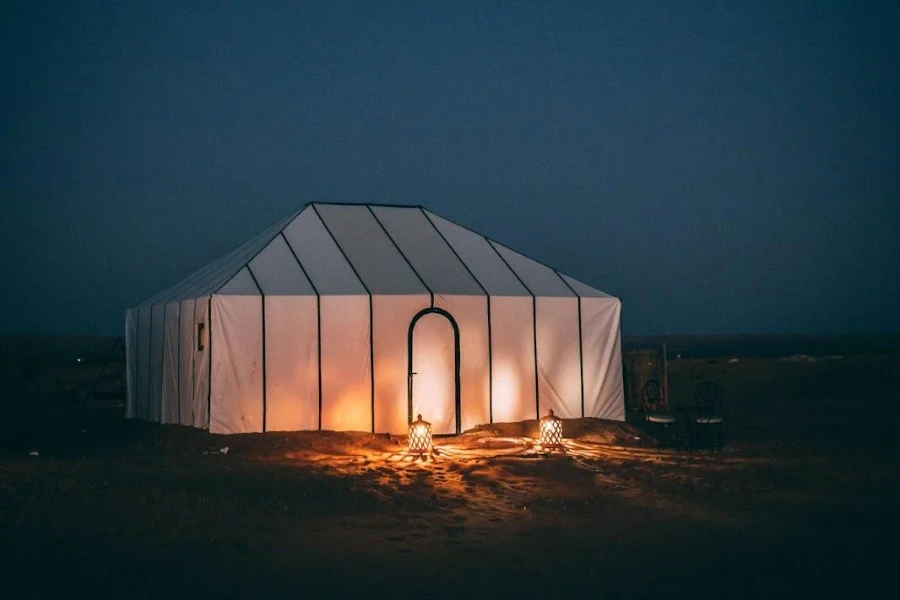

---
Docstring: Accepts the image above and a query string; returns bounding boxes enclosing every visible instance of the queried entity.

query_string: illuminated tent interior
[125,203,625,435]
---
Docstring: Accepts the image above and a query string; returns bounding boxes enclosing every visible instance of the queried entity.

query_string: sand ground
[2,350,899,598]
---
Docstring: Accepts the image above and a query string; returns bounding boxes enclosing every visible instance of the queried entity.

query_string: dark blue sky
[2,1,898,335]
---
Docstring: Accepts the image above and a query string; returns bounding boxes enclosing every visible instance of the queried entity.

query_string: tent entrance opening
[407,308,460,435]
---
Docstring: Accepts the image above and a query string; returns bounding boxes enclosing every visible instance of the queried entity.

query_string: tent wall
[210,270,263,434]
[373,294,431,434]
[264,295,319,431]
[148,303,166,422]
[320,295,371,432]
[137,304,151,420]
[127,203,625,433]
[488,296,537,423]
[178,298,196,426]
[535,297,583,418]
[192,296,211,428]
[434,294,490,432]
[161,301,180,424]
[582,297,625,421]
[124,309,137,419]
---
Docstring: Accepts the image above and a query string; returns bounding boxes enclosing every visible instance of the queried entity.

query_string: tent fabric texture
[125,203,625,435]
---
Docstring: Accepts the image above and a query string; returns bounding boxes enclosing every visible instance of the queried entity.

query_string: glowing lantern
[538,410,563,449]
[408,414,432,454]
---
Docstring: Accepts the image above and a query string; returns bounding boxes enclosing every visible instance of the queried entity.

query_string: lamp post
[408,414,432,454]
[538,409,564,449]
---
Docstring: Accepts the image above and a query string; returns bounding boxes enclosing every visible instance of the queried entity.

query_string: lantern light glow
[408,414,432,454]
[538,410,564,449]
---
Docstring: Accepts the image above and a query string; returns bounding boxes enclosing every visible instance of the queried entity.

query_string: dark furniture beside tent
[642,379,679,450]
[691,381,724,452]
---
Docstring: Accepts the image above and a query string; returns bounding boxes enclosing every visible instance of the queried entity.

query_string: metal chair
[642,379,679,450]
[692,381,724,451]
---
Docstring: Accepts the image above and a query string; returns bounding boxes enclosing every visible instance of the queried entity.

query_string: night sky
[2,1,898,336]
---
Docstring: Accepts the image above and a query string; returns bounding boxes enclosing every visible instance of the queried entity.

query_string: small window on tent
[197,323,206,351]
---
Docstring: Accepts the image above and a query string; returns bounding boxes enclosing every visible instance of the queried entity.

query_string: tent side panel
[192,296,211,429]
[210,295,264,434]
[320,295,371,432]
[536,297,582,418]
[178,298,196,426]
[373,294,431,434]
[489,296,537,423]
[265,295,319,431]
[433,294,490,432]
[137,304,152,420]
[314,204,427,295]
[281,207,366,295]
[147,303,165,422]
[248,235,315,295]
[124,309,138,419]
[425,212,527,295]
[370,207,482,295]
[582,297,625,421]
[160,302,180,424]
[491,243,575,297]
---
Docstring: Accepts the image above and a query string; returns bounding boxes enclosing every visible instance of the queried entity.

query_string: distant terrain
[624,332,900,358]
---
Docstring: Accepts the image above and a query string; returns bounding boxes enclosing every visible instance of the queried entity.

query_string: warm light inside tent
[539,410,563,448]
[408,414,432,454]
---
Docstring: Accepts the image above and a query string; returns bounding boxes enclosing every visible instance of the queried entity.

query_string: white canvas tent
[125,203,624,435]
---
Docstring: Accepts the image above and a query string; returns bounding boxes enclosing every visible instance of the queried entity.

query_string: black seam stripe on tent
[207,298,212,430]
[134,308,140,419]
[175,302,181,425]
[428,210,618,301]
[159,304,169,424]
[310,203,376,433]
[210,209,305,296]
[141,206,304,308]
[208,205,306,294]
[158,304,166,422]
[366,206,434,307]
[311,204,372,293]
[131,309,137,419]
[420,208,494,423]
[190,298,198,427]
[485,239,540,419]
[142,205,308,307]
[245,266,267,433]
[310,201,427,210]
[138,224,263,305]
[279,232,323,431]
[147,305,153,421]
[197,206,308,299]
[554,271,585,418]
[278,231,321,294]
[138,226,264,308]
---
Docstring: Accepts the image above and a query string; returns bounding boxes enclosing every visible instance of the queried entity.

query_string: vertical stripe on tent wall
[279,232,323,431]
[487,241,539,419]
[178,298,196,427]
[124,310,137,419]
[311,204,375,433]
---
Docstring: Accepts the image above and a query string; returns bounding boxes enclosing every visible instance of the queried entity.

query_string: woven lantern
[408,414,432,454]
[538,409,563,449]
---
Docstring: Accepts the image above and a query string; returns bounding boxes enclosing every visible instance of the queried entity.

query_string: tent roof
[137,203,615,306]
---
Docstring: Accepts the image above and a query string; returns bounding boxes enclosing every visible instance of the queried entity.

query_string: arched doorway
[407,308,461,435]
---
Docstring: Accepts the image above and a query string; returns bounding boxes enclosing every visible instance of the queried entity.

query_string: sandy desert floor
[2,348,900,598]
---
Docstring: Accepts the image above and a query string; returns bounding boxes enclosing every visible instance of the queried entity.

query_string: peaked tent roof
[138,203,614,306]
